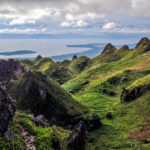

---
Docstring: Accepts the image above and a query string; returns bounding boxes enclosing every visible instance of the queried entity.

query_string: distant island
[0,50,37,56]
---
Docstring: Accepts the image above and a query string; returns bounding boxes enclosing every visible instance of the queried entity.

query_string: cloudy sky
[0,0,150,38]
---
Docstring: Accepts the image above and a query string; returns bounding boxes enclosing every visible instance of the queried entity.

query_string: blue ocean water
[0,39,136,60]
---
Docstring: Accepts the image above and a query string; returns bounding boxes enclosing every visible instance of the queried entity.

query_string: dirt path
[21,127,36,150]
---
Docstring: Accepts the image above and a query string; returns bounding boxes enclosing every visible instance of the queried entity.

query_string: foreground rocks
[67,121,86,150]
[21,127,36,150]
[0,87,16,138]
[34,115,47,127]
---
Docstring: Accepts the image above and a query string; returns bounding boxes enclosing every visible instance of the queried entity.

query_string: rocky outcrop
[34,115,47,127]
[0,59,25,83]
[21,127,36,150]
[0,87,16,138]
[67,121,86,150]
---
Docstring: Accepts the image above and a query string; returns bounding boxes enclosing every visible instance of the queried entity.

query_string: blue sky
[0,0,150,39]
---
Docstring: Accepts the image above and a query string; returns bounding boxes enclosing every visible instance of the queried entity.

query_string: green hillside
[62,37,150,149]
[8,71,100,130]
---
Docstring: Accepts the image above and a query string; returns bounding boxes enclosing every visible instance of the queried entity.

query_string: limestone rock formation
[67,121,86,150]
[0,59,25,84]
[0,87,16,138]
[34,115,47,127]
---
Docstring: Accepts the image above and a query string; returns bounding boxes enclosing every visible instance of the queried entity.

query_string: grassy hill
[62,37,150,149]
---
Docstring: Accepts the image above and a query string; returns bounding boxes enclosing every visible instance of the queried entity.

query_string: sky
[0,0,150,39]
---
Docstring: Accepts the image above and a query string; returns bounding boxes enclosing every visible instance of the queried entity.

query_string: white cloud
[61,21,71,27]
[102,22,116,29]
[61,20,87,27]
[0,28,47,34]
[0,0,149,34]
[74,20,87,27]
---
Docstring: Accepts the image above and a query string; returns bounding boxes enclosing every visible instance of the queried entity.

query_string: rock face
[67,121,86,150]
[0,87,16,137]
[101,43,116,55]
[0,59,25,83]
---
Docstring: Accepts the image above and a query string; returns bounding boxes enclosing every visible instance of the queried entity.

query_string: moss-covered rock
[121,74,150,103]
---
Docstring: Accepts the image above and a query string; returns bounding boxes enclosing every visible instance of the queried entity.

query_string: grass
[62,40,150,149]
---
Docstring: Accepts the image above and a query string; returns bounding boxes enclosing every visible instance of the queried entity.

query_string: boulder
[67,121,86,150]
[0,87,16,138]
[34,115,47,127]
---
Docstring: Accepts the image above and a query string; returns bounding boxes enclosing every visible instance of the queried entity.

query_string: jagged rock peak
[67,121,86,150]
[0,59,26,82]
[101,43,116,55]
[135,37,150,48]
[35,55,42,60]
[0,87,16,138]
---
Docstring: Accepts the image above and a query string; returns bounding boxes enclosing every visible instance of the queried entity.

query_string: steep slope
[8,71,100,130]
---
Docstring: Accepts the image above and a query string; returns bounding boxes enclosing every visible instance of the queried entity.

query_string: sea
[0,38,137,61]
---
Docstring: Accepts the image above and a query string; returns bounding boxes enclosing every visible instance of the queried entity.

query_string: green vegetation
[0,111,71,150]
[21,57,72,84]
[2,37,150,150]
[68,56,91,74]
[121,73,150,102]
[8,71,100,130]
[62,37,150,149]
